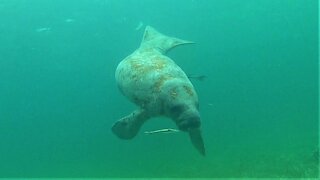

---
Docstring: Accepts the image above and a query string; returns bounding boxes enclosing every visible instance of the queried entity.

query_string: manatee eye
[170,104,185,117]
[170,104,183,113]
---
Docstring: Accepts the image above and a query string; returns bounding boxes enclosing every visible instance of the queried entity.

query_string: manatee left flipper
[112,109,149,139]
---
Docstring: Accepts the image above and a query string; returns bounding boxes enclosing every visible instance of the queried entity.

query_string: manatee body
[112,26,205,156]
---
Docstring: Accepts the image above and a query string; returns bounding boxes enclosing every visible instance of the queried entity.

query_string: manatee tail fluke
[140,26,194,53]
[112,109,149,139]
[189,128,206,156]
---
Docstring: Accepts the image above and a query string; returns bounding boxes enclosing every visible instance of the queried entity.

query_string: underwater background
[0,0,318,178]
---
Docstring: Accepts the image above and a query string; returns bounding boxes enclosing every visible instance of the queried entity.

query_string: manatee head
[172,105,201,131]
[168,101,205,156]
[175,108,201,131]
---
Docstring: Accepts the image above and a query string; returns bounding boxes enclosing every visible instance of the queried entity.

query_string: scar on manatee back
[183,85,194,96]
[153,74,174,92]
[129,57,167,75]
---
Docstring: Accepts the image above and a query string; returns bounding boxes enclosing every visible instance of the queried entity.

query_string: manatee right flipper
[112,109,149,139]
[189,128,206,156]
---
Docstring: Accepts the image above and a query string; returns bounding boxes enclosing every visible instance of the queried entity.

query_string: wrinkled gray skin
[112,26,205,156]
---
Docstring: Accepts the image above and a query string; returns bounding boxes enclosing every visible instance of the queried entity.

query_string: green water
[0,0,318,178]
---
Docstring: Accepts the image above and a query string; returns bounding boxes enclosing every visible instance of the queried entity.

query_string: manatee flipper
[112,109,149,139]
[141,26,195,53]
[188,128,205,156]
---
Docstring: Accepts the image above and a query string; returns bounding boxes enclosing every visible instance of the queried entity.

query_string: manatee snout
[176,109,201,131]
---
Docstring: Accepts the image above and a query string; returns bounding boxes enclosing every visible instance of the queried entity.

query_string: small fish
[187,75,207,81]
[65,18,75,23]
[35,27,51,32]
[144,128,180,134]
[135,21,144,31]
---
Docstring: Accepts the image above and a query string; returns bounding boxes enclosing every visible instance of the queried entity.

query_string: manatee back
[115,48,193,114]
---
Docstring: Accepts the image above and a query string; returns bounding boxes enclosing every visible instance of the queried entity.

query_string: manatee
[112,26,205,156]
